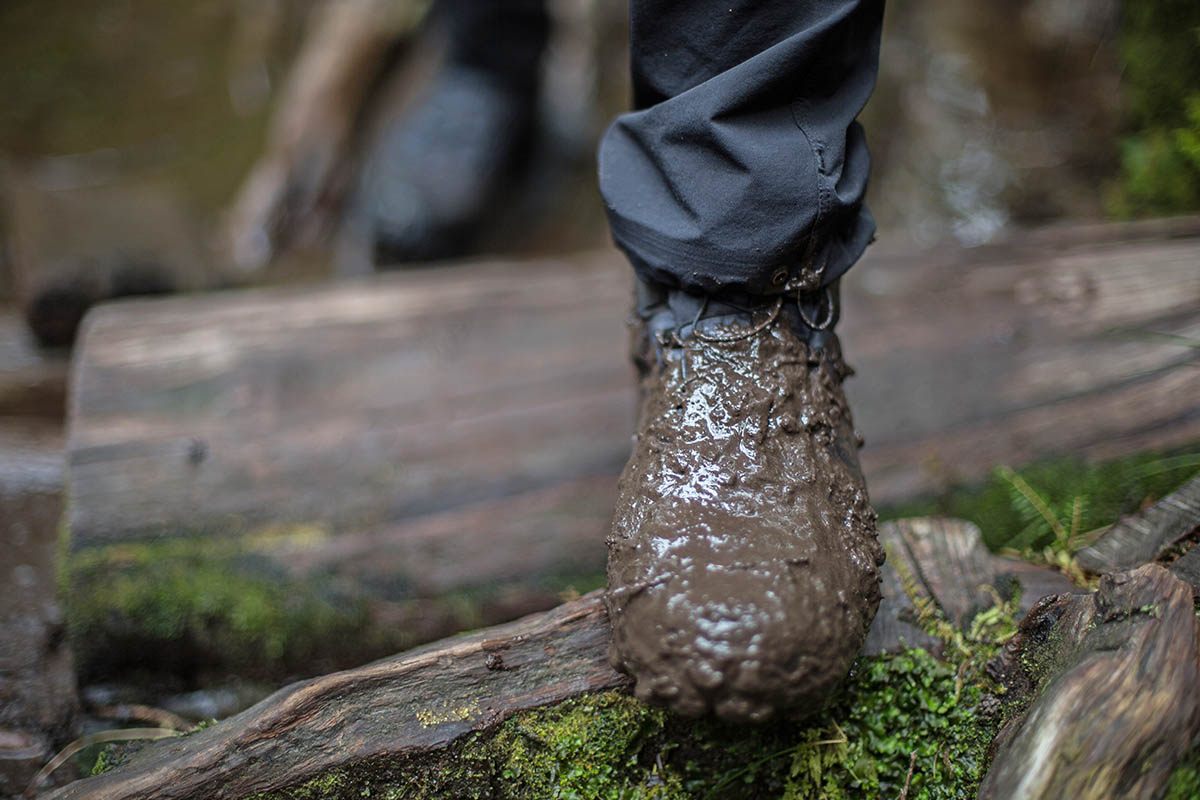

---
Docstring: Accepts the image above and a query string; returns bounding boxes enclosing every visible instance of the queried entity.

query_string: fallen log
[63,219,1200,680]
[46,518,1071,800]
[46,592,621,800]
[980,564,1200,800]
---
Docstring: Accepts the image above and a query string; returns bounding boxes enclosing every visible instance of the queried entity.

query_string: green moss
[1107,122,1200,217]
[63,522,609,682]
[1163,744,1200,800]
[1106,0,1200,217]
[63,528,373,681]
[90,747,121,777]
[90,742,140,777]
[881,448,1200,553]
[248,640,1007,800]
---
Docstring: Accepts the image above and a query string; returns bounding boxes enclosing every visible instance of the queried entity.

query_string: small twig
[940,742,954,776]
[953,659,969,704]
[90,703,190,732]
[898,750,917,800]
[23,728,181,798]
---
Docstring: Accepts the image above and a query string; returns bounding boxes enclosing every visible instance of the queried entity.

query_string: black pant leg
[600,0,885,296]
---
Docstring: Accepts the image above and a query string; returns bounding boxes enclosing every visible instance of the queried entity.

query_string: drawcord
[785,249,836,332]
[690,295,784,343]
[654,238,837,378]
[659,275,836,348]
[656,251,836,380]
[797,284,836,331]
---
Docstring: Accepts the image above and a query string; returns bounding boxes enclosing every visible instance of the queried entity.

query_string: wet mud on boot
[605,279,883,723]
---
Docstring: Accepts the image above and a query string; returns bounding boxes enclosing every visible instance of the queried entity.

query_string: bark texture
[1076,475,1200,576]
[981,564,1200,800]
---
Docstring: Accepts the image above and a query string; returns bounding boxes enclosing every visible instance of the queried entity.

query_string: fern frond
[997,465,1068,542]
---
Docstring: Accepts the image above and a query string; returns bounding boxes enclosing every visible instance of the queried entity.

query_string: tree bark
[980,564,1200,800]
[1075,475,1200,577]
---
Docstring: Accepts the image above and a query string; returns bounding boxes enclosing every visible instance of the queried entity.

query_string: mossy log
[48,592,622,800]
[981,564,1200,800]
[64,218,1200,680]
[865,517,1073,655]
[45,518,1071,800]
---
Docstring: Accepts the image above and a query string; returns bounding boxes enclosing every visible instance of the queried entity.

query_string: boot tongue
[660,288,838,344]
[666,290,759,336]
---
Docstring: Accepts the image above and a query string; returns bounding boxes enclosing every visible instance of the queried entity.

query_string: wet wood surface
[980,564,1200,800]
[47,591,621,800]
[64,218,1200,666]
[47,518,1066,800]
[841,216,1200,500]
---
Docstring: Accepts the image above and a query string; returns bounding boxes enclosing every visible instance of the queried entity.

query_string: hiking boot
[605,280,883,723]
[366,63,538,266]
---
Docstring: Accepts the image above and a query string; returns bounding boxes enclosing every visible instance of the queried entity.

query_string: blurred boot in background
[366,0,550,267]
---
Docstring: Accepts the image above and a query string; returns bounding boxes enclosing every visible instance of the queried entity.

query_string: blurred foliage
[1165,745,1200,800]
[0,0,306,213]
[882,449,1200,553]
[1107,0,1200,216]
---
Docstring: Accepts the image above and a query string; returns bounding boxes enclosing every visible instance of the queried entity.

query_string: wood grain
[46,592,623,800]
[864,518,1073,655]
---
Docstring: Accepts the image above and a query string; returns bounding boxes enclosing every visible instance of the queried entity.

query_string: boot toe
[606,507,877,723]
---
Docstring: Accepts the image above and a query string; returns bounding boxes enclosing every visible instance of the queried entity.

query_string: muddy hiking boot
[604,279,883,723]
